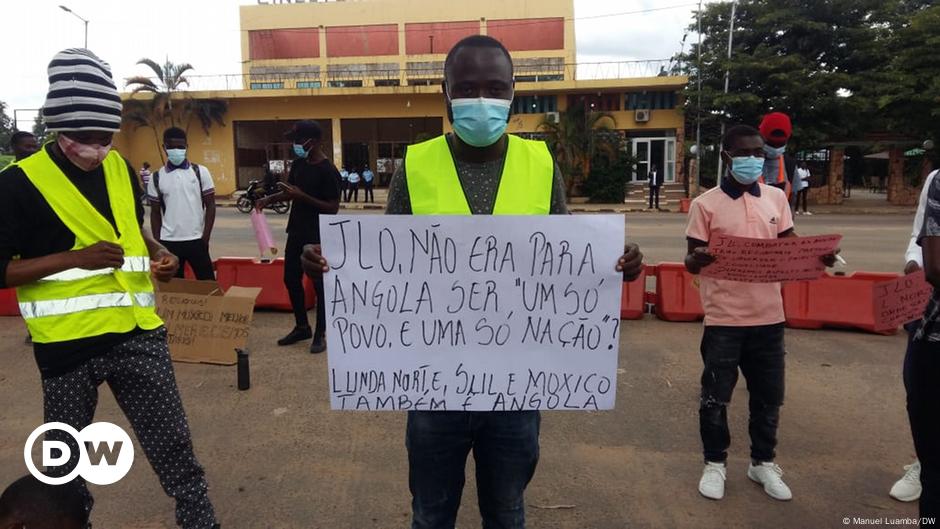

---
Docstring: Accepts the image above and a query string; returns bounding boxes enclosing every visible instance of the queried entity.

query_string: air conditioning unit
[545,111,560,124]
[635,109,651,122]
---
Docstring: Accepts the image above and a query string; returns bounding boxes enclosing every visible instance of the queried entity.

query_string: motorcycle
[236,179,290,214]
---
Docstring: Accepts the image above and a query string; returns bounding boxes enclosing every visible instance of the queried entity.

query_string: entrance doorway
[631,137,676,183]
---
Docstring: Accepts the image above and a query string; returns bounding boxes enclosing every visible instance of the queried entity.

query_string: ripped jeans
[699,323,786,464]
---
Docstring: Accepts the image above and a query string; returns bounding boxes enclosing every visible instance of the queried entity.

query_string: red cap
[759,112,792,141]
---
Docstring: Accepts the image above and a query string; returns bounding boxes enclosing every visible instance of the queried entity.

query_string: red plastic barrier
[654,262,704,322]
[620,266,647,320]
[782,271,901,334]
[214,257,316,311]
[0,288,19,317]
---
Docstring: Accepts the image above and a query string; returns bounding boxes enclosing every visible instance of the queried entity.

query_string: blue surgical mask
[449,96,512,147]
[293,143,309,158]
[729,155,764,185]
[166,148,187,166]
[763,143,786,157]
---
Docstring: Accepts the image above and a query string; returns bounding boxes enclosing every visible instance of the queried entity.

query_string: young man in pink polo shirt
[684,125,835,502]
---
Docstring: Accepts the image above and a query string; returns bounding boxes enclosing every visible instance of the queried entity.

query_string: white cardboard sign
[320,214,625,412]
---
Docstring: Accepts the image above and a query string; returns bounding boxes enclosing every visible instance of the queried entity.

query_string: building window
[514,74,564,83]
[626,91,678,110]
[250,82,284,90]
[512,95,558,114]
[374,79,401,87]
[328,80,364,88]
[568,94,621,112]
[296,81,322,89]
[406,79,441,86]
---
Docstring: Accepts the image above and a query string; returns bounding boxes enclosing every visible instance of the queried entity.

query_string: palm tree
[123,58,228,163]
[538,102,616,195]
[125,58,194,128]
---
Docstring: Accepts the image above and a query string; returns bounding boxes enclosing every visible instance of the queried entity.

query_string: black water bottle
[237,349,250,390]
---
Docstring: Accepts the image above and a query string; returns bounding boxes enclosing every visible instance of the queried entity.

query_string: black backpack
[153,163,205,212]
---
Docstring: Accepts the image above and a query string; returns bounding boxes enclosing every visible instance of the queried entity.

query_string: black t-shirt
[286,157,341,243]
[0,143,146,379]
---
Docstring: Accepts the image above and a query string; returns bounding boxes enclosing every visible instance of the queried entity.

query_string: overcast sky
[1,0,712,130]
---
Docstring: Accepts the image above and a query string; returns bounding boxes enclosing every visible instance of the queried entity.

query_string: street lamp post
[59,5,89,48]
[715,0,737,182]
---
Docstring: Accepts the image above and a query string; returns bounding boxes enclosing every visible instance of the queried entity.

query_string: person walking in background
[259,120,340,354]
[909,167,940,521]
[347,166,361,202]
[148,127,217,281]
[648,164,663,210]
[363,165,375,203]
[795,162,812,216]
[0,48,219,529]
[685,124,837,503]
[10,131,39,163]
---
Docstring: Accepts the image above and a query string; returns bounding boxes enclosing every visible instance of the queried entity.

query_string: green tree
[538,101,616,195]
[125,58,194,128]
[582,135,637,203]
[0,101,15,154]
[871,4,940,146]
[32,114,54,143]
[124,58,228,163]
[676,0,915,180]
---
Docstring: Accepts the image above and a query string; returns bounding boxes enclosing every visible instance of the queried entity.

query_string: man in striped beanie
[0,49,220,529]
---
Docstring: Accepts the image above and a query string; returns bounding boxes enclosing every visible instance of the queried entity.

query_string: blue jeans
[406,410,540,529]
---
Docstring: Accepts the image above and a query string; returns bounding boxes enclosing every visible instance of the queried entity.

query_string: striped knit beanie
[42,48,122,132]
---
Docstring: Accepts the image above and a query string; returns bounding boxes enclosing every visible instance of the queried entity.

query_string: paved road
[0,207,922,528]
[209,207,914,274]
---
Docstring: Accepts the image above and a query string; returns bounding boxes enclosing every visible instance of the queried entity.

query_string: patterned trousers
[42,328,217,529]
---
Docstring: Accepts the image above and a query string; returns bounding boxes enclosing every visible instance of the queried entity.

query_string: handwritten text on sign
[873,271,934,331]
[702,234,842,283]
[320,215,625,412]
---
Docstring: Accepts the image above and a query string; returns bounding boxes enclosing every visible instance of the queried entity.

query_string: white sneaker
[805,211,813,216]
[699,462,727,500]
[890,462,922,502]
[748,462,793,501]
[795,211,803,215]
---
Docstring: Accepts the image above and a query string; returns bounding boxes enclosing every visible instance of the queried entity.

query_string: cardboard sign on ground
[155,279,261,365]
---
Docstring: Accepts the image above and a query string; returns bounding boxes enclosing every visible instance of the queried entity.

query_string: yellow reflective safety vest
[13,148,163,344]
[404,134,554,214]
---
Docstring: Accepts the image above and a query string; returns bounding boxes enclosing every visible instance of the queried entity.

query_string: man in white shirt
[890,168,937,503]
[148,127,217,280]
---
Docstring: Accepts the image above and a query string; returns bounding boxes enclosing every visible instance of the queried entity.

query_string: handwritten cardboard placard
[873,271,934,331]
[319,214,625,412]
[701,234,842,283]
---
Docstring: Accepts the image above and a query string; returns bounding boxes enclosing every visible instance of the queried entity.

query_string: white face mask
[58,134,111,171]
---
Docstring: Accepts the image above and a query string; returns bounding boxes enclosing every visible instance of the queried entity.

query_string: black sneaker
[277,326,312,346]
[309,335,326,354]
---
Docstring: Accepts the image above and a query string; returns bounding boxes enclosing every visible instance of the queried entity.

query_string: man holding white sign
[685,125,837,503]
[304,35,643,529]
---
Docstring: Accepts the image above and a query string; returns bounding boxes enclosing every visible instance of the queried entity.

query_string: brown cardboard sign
[155,279,261,365]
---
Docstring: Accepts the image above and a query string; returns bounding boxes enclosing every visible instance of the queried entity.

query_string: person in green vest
[0,49,219,529]
[302,35,644,529]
